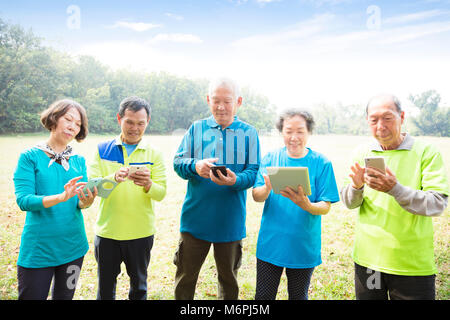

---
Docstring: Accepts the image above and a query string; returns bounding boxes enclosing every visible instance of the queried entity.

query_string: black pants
[255,258,314,300]
[94,235,154,300]
[354,263,436,300]
[17,256,84,300]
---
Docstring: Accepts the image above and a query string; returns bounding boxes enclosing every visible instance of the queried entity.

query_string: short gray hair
[208,77,240,100]
[276,109,315,133]
[366,94,402,115]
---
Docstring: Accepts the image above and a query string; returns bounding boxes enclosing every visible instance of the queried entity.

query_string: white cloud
[227,10,450,108]
[228,0,249,5]
[379,20,450,44]
[75,41,198,74]
[78,9,450,110]
[256,0,281,3]
[232,11,450,53]
[149,33,203,44]
[76,41,159,70]
[109,21,162,32]
[228,0,280,5]
[384,9,450,25]
[300,0,353,6]
[165,13,184,21]
[232,13,334,49]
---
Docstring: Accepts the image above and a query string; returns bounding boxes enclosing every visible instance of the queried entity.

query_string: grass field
[0,133,448,300]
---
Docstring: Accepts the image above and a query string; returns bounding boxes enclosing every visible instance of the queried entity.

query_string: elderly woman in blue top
[13,99,97,300]
[252,109,340,300]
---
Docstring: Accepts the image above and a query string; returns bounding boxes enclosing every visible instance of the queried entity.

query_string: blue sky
[1,0,450,110]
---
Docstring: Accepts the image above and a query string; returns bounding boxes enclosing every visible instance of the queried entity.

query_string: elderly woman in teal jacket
[13,99,97,300]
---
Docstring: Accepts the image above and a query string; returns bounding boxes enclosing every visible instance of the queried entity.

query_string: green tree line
[310,91,449,137]
[0,18,448,136]
[0,18,276,135]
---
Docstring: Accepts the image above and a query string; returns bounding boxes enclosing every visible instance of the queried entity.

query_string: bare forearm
[252,186,270,202]
[42,193,65,208]
[305,201,331,215]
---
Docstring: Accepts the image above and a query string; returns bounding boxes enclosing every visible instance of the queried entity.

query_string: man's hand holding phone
[194,158,237,186]
[210,166,237,186]
[349,157,397,193]
[114,167,130,183]
[128,166,152,192]
[364,166,397,193]
[195,158,218,178]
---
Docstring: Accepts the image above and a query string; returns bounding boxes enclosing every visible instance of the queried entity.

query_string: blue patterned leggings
[255,258,314,300]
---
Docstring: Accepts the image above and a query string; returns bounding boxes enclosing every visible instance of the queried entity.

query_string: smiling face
[117,108,150,145]
[282,115,310,158]
[207,85,242,129]
[367,97,404,149]
[53,107,82,144]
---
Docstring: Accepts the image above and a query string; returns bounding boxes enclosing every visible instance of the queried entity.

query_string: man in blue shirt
[173,77,260,299]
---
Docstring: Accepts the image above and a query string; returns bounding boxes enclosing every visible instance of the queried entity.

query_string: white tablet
[266,167,311,195]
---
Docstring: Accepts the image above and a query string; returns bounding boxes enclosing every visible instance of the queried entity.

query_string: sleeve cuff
[145,182,166,201]
[30,195,46,211]
[351,185,364,193]
[190,161,198,176]
[386,182,406,198]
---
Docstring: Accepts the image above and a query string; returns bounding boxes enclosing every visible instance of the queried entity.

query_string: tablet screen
[266,167,311,195]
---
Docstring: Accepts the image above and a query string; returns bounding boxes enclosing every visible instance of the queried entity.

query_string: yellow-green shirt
[349,137,448,275]
[89,136,167,240]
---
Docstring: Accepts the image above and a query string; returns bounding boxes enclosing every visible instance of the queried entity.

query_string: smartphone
[365,157,386,173]
[129,164,146,175]
[211,165,228,178]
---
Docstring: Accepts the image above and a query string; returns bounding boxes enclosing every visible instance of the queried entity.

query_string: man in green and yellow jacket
[90,96,166,300]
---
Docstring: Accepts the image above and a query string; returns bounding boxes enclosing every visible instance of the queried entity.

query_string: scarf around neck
[35,142,73,171]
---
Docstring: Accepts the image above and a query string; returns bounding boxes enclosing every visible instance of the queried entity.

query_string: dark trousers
[173,232,242,300]
[17,256,84,300]
[354,263,436,300]
[255,258,314,300]
[94,235,154,300]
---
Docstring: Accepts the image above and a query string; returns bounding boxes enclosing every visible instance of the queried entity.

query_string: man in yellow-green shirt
[341,94,448,300]
[89,96,167,300]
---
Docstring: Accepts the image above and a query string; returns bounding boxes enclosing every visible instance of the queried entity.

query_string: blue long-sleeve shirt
[13,147,89,268]
[174,115,261,242]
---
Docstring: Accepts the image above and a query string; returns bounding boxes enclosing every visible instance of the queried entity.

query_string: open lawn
[0,134,448,300]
